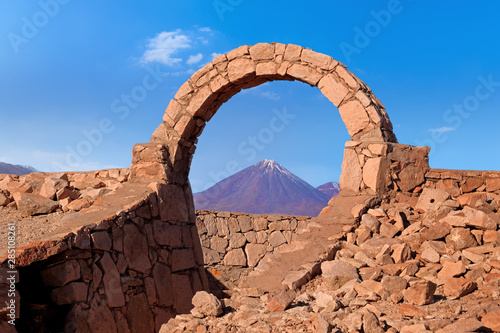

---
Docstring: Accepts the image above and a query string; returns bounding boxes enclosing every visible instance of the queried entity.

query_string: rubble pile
[161,188,500,332]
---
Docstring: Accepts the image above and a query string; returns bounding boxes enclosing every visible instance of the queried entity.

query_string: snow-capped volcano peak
[193,159,331,216]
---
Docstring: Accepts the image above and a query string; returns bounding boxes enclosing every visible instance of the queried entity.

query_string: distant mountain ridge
[193,160,332,216]
[0,162,37,175]
[316,181,340,199]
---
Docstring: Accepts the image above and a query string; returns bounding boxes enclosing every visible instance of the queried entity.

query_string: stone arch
[131,43,399,195]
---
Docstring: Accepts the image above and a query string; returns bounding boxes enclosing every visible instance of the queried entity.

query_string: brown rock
[50,282,88,305]
[0,191,10,206]
[229,233,246,249]
[363,310,384,333]
[457,192,488,207]
[482,310,500,331]
[415,189,450,212]
[338,100,371,136]
[360,236,402,257]
[191,291,222,317]
[399,304,428,318]
[287,63,323,85]
[362,214,381,233]
[172,249,196,271]
[461,177,484,193]
[283,44,302,61]
[436,318,483,333]
[321,260,359,289]
[381,275,407,295]
[380,222,400,238]
[400,324,429,333]
[340,149,362,192]
[98,253,125,308]
[65,197,92,212]
[228,58,256,83]
[301,48,332,69]
[223,248,247,266]
[126,293,155,333]
[237,215,252,232]
[41,259,81,287]
[391,243,412,263]
[91,231,112,251]
[402,280,436,305]
[249,43,274,61]
[486,178,500,192]
[421,220,452,242]
[437,261,466,280]
[13,192,59,216]
[123,223,151,273]
[483,230,500,244]
[268,231,286,247]
[153,262,174,306]
[39,177,69,199]
[443,277,477,298]
[266,290,295,312]
[153,221,182,247]
[318,74,349,106]
[156,183,188,222]
[245,243,267,267]
[445,228,478,251]
[463,206,497,230]
[172,274,194,313]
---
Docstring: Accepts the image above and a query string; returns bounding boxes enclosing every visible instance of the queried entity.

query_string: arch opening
[131,42,399,195]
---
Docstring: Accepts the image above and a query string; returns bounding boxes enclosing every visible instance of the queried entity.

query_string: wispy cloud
[142,30,192,66]
[211,52,222,59]
[428,126,455,134]
[259,90,281,101]
[199,27,212,32]
[186,53,203,65]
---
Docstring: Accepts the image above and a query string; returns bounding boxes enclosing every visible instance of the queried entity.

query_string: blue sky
[1,1,499,193]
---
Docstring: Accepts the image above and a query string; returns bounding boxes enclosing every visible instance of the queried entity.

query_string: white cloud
[199,27,212,32]
[259,91,281,101]
[428,126,455,134]
[211,52,222,59]
[142,30,192,66]
[186,53,203,65]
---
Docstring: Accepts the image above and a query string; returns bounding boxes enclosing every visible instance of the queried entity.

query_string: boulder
[191,291,223,318]
[13,192,59,216]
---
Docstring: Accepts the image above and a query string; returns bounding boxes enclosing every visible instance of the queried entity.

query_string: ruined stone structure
[130,42,425,195]
[1,43,499,332]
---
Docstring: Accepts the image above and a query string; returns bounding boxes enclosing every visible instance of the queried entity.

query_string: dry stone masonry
[1,43,500,332]
[0,171,207,332]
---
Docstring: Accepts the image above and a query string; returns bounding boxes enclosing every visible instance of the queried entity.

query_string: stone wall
[424,169,500,197]
[196,210,312,268]
[339,141,430,195]
[0,173,207,333]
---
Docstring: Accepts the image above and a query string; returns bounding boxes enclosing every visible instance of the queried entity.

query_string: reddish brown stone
[399,304,428,318]
[98,253,125,308]
[153,220,182,247]
[152,262,174,306]
[443,277,477,298]
[402,280,436,305]
[126,293,155,333]
[482,310,500,331]
[51,282,88,305]
[41,260,81,287]
[123,223,151,273]
[91,231,112,251]
[171,249,196,272]
[172,274,194,314]
[266,290,295,312]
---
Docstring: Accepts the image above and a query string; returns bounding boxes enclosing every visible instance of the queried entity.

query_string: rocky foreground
[161,188,500,333]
